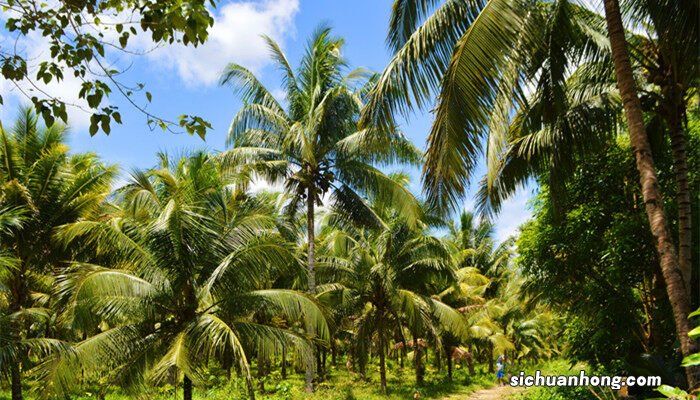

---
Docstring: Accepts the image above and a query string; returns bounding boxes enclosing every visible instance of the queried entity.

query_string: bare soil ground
[441,384,524,400]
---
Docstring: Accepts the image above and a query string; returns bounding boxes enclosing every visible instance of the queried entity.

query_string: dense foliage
[0,0,698,399]
[517,125,700,391]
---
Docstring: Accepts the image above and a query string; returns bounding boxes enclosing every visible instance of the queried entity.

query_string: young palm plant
[40,152,329,400]
[0,108,116,400]
[218,25,422,391]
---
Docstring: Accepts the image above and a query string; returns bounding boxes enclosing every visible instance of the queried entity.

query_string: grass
[1,357,500,400]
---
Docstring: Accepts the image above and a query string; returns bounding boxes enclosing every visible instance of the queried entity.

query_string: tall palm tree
[627,0,699,299]
[601,0,698,386]
[39,153,329,400]
[365,0,698,386]
[219,26,422,391]
[0,108,116,400]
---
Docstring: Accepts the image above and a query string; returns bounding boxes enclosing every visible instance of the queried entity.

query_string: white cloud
[150,0,299,86]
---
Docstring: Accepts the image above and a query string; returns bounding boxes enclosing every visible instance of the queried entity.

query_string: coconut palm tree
[218,26,422,391]
[316,188,465,392]
[0,108,116,400]
[626,0,699,300]
[39,152,329,400]
[602,0,697,385]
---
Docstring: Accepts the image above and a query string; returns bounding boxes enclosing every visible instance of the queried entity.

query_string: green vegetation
[1,0,215,135]
[1,0,698,399]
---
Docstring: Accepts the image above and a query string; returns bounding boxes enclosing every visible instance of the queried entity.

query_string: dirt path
[441,384,524,400]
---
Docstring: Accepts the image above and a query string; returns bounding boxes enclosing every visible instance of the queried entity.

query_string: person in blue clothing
[496,354,507,386]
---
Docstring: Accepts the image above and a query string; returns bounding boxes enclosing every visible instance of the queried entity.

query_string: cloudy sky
[0,0,535,243]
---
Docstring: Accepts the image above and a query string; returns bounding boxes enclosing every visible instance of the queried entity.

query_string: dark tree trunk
[257,356,267,392]
[414,334,424,386]
[447,350,453,382]
[281,345,287,379]
[183,375,193,400]
[379,334,387,393]
[435,347,441,371]
[316,346,324,381]
[331,340,337,366]
[10,269,26,400]
[602,0,699,387]
[223,355,233,381]
[467,346,475,376]
[11,363,22,400]
[668,116,692,298]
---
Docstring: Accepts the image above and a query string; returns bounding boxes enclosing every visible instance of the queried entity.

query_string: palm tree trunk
[602,0,699,387]
[379,332,387,393]
[331,340,337,366]
[10,276,24,400]
[281,345,287,379]
[305,185,316,393]
[307,186,317,295]
[183,375,193,400]
[11,363,22,400]
[316,347,324,381]
[446,347,453,382]
[668,116,692,299]
[467,346,475,376]
[414,333,424,386]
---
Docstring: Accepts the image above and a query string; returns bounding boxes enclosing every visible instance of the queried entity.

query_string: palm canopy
[218,25,423,233]
[363,0,610,214]
[315,187,465,390]
[477,0,699,214]
[40,152,329,400]
[0,108,116,395]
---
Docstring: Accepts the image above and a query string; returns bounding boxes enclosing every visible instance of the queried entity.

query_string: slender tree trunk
[668,116,692,298]
[316,347,324,381]
[307,185,317,295]
[281,345,287,379]
[10,273,24,400]
[183,375,193,400]
[446,347,453,382]
[379,332,387,393]
[467,346,475,376]
[306,185,316,392]
[331,340,337,367]
[603,0,699,387]
[435,347,441,371]
[257,356,266,392]
[11,363,22,400]
[414,334,424,386]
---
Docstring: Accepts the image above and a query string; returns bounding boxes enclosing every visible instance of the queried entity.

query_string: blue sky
[0,0,534,242]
